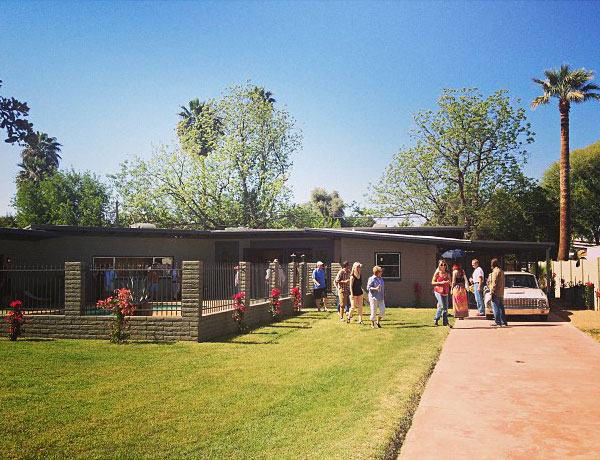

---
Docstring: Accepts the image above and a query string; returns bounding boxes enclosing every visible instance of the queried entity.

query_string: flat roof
[8,224,554,251]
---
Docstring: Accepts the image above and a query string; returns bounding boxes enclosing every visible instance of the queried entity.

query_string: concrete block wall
[198,297,294,341]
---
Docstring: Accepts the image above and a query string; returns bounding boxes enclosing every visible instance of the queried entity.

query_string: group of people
[310,256,508,329]
[431,257,507,327]
[312,261,385,329]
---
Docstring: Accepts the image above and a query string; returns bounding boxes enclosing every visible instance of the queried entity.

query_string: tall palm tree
[177,98,222,156]
[532,65,600,260]
[17,131,62,184]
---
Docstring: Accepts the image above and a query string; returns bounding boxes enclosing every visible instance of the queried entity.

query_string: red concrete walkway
[398,312,600,460]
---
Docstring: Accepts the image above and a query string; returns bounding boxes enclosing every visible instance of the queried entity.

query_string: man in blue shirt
[312,261,329,312]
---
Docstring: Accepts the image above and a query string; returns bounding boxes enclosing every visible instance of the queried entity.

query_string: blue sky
[1,0,599,218]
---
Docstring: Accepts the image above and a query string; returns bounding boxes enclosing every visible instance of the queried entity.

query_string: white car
[485,271,549,320]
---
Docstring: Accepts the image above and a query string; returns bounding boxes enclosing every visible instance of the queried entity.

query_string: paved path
[398,312,600,460]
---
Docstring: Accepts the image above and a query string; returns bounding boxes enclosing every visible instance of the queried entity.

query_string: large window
[375,253,401,280]
[92,256,173,270]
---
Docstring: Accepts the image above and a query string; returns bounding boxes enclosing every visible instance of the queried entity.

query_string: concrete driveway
[398,312,600,460]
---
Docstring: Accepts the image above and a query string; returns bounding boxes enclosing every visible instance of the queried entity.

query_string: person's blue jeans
[434,292,449,325]
[491,295,508,326]
[474,283,485,314]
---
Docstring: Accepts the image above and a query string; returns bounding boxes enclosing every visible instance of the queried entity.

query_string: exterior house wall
[1,236,214,266]
[339,238,437,306]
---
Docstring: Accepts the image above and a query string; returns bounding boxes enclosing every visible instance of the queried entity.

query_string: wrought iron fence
[250,263,270,301]
[86,265,182,316]
[0,265,65,315]
[203,262,238,315]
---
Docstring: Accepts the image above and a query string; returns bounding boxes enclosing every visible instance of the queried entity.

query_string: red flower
[586,281,593,287]
[10,300,22,308]
[596,291,600,298]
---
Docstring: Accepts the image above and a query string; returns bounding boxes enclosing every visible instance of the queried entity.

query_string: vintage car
[485,271,549,320]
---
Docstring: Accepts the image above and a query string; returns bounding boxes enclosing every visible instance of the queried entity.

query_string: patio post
[546,248,551,300]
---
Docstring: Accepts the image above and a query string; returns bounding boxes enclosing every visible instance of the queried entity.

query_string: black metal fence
[203,262,238,315]
[0,265,65,315]
[86,266,182,316]
[250,263,270,301]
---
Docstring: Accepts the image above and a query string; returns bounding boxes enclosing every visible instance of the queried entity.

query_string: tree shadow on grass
[130,340,177,345]
[268,324,312,329]
[21,338,55,342]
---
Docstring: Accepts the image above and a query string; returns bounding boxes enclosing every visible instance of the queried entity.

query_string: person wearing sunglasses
[432,259,451,327]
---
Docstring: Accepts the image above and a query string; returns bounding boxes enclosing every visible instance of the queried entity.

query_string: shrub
[5,300,24,341]
[232,293,247,332]
[291,287,301,311]
[97,288,135,344]
[270,288,281,319]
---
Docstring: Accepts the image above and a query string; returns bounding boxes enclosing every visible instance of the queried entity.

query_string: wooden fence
[552,258,600,310]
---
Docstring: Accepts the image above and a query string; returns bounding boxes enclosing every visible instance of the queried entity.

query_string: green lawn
[1,308,449,460]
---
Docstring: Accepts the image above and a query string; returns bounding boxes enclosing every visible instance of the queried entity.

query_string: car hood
[504,288,546,300]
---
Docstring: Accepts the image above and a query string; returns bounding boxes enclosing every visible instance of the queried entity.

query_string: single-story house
[0,224,553,306]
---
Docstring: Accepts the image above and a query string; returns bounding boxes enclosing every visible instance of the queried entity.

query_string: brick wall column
[65,262,85,316]
[182,261,203,319]
[239,261,251,308]
[287,262,297,292]
[298,262,307,306]
[268,262,278,293]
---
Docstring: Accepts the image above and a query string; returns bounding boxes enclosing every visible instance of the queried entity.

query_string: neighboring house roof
[0,227,59,240]
[5,224,553,251]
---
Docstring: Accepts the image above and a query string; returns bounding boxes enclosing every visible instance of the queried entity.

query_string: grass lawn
[1,308,449,460]
[552,309,600,342]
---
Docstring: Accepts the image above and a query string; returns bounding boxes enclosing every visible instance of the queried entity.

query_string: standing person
[312,261,329,312]
[347,262,364,324]
[335,261,351,321]
[452,263,470,319]
[171,266,181,301]
[105,265,116,296]
[148,264,160,301]
[367,265,385,328]
[432,259,451,327]
[471,259,485,316]
[489,258,508,327]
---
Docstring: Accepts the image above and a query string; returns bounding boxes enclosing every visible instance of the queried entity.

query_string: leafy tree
[0,79,33,145]
[369,88,534,237]
[542,140,600,244]
[13,169,109,227]
[17,132,62,184]
[114,83,301,229]
[176,98,222,157]
[0,214,17,228]
[532,65,600,260]
[475,174,558,243]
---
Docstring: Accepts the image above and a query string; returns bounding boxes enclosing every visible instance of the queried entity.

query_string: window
[375,253,401,280]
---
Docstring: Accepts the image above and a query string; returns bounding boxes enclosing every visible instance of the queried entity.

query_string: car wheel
[539,314,548,321]
[485,314,494,320]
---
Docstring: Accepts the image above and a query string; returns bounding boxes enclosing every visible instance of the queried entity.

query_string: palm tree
[532,65,600,260]
[250,86,276,105]
[17,131,62,184]
[177,99,222,156]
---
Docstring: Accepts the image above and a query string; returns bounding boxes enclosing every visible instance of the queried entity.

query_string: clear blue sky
[1,0,599,218]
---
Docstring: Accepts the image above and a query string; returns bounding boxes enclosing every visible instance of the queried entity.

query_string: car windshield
[505,274,538,289]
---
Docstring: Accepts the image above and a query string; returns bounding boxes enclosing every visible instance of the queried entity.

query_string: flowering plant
[232,292,247,332]
[584,282,595,309]
[291,287,301,312]
[5,300,24,341]
[413,282,422,307]
[270,288,282,319]
[97,288,135,344]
